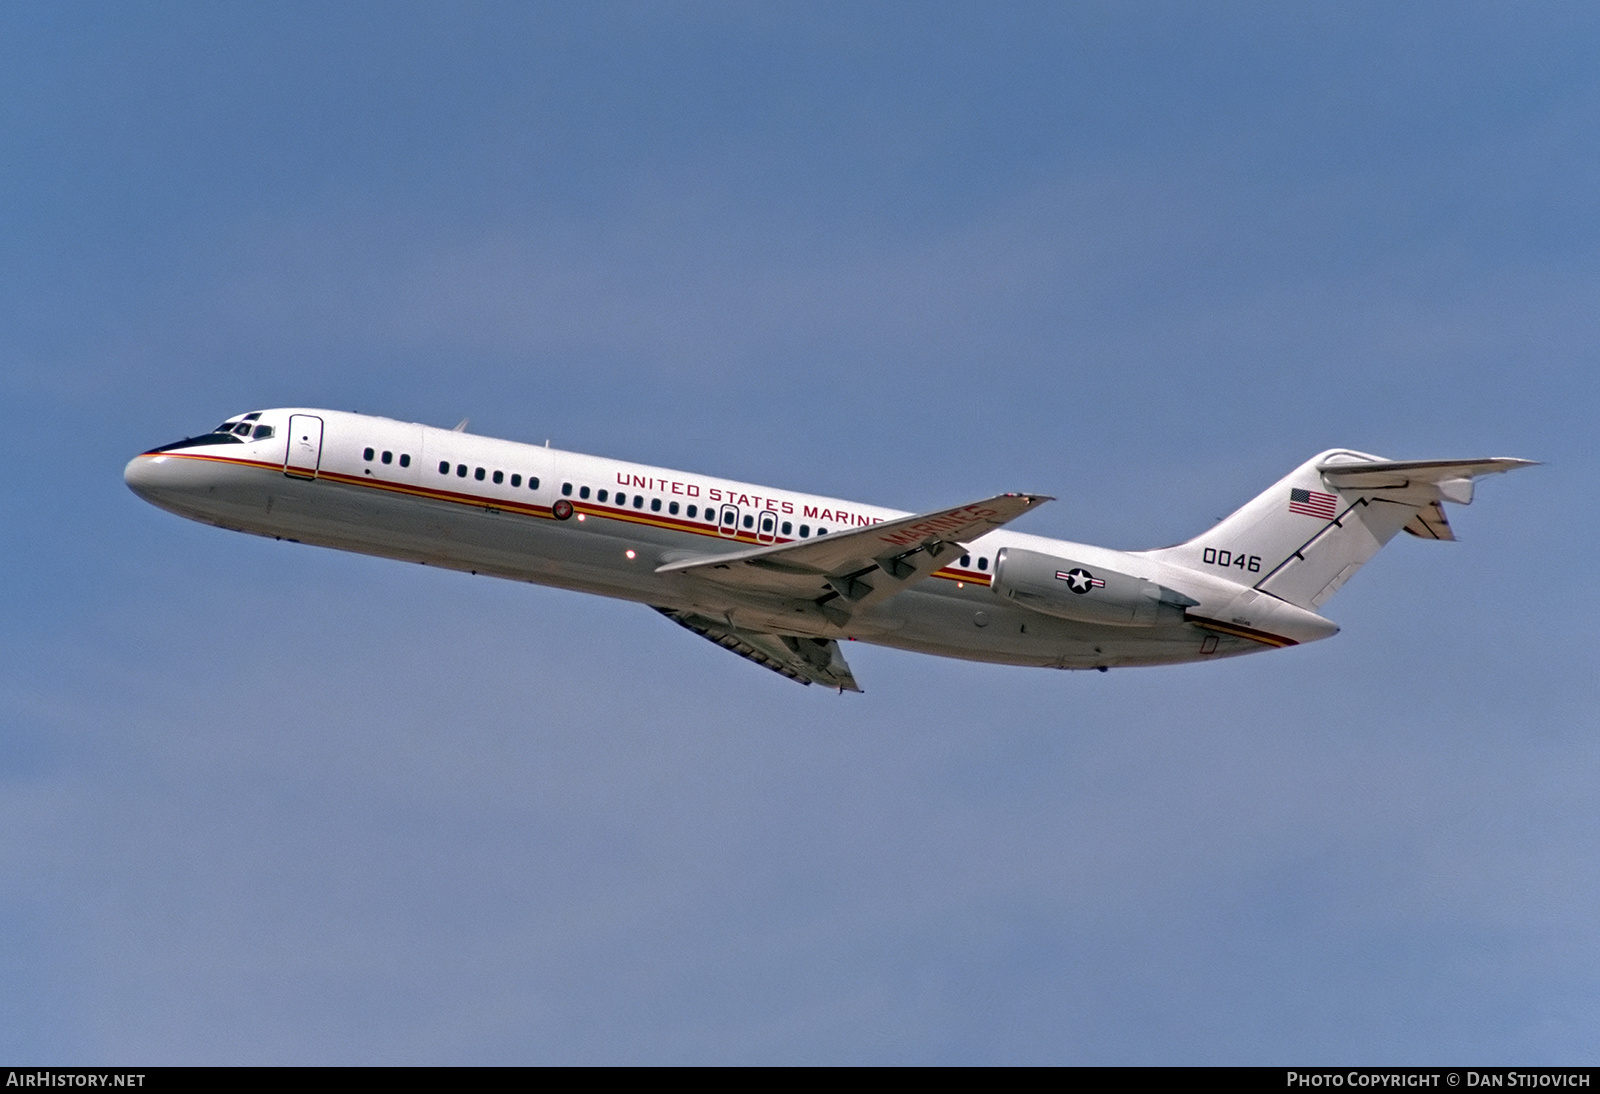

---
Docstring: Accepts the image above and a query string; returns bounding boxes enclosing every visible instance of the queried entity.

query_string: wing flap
[654,607,862,691]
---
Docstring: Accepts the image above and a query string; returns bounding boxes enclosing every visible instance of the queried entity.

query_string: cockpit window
[146,412,271,454]
[148,431,244,453]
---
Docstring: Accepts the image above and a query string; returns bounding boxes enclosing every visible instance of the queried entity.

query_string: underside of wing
[655,493,1050,623]
[653,607,862,692]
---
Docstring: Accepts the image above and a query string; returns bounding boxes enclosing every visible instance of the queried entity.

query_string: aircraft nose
[124,453,185,506]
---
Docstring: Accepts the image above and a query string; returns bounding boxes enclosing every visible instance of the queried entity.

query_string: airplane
[124,408,1533,691]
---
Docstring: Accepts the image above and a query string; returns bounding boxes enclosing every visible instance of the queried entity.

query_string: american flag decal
[1289,488,1339,520]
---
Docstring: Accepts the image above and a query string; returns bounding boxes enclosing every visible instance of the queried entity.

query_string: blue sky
[2,2,1595,1063]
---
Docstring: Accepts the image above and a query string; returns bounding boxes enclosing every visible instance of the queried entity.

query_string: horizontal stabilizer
[1317,457,1538,498]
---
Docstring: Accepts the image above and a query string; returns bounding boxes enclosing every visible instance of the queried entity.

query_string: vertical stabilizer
[1141,451,1535,610]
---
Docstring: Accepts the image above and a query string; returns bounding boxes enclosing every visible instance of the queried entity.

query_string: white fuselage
[125,408,1304,674]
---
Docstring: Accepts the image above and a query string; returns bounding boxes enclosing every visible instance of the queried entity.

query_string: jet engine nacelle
[992,547,1197,627]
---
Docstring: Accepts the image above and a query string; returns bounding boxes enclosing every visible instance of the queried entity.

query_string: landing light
[625,549,636,560]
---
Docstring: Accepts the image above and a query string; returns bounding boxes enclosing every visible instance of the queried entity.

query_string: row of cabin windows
[362,448,412,467]
[431,460,540,490]
[352,457,988,564]
[353,454,987,564]
[559,483,833,537]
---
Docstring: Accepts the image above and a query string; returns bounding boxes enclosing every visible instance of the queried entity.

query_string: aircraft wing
[655,493,1051,620]
[653,607,862,692]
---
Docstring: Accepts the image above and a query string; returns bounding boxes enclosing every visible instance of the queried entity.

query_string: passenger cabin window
[800,525,810,537]
[669,501,679,515]
[598,489,608,503]
[511,474,521,487]
[742,515,753,528]
[493,470,504,484]
[399,454,410,467]
[561,483,572,496]
[782,521,792,535]
[651,498,661,512]
[632,495,643,509]
[528,477,539,490]
[363,447,374,461]
[439,461,450,474]
[686,504,697,518]
[457,465,468,478]
[381,451,392,464]
[579,485,590,499]
[961,555,971,567]
[978,557,988,570]
[474,467,485,481]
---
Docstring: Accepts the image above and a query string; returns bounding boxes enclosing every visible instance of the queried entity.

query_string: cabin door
[284,414,324,479]
[718,504,740,538]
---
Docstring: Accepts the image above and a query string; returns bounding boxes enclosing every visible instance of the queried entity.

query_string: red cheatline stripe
[1185,615,1297,648]
[145,452,999,583]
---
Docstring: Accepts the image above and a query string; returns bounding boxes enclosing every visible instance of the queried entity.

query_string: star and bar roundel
[1055,567,1104,594]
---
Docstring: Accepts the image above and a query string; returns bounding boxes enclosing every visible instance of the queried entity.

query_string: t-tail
[1142,450,1537,611]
